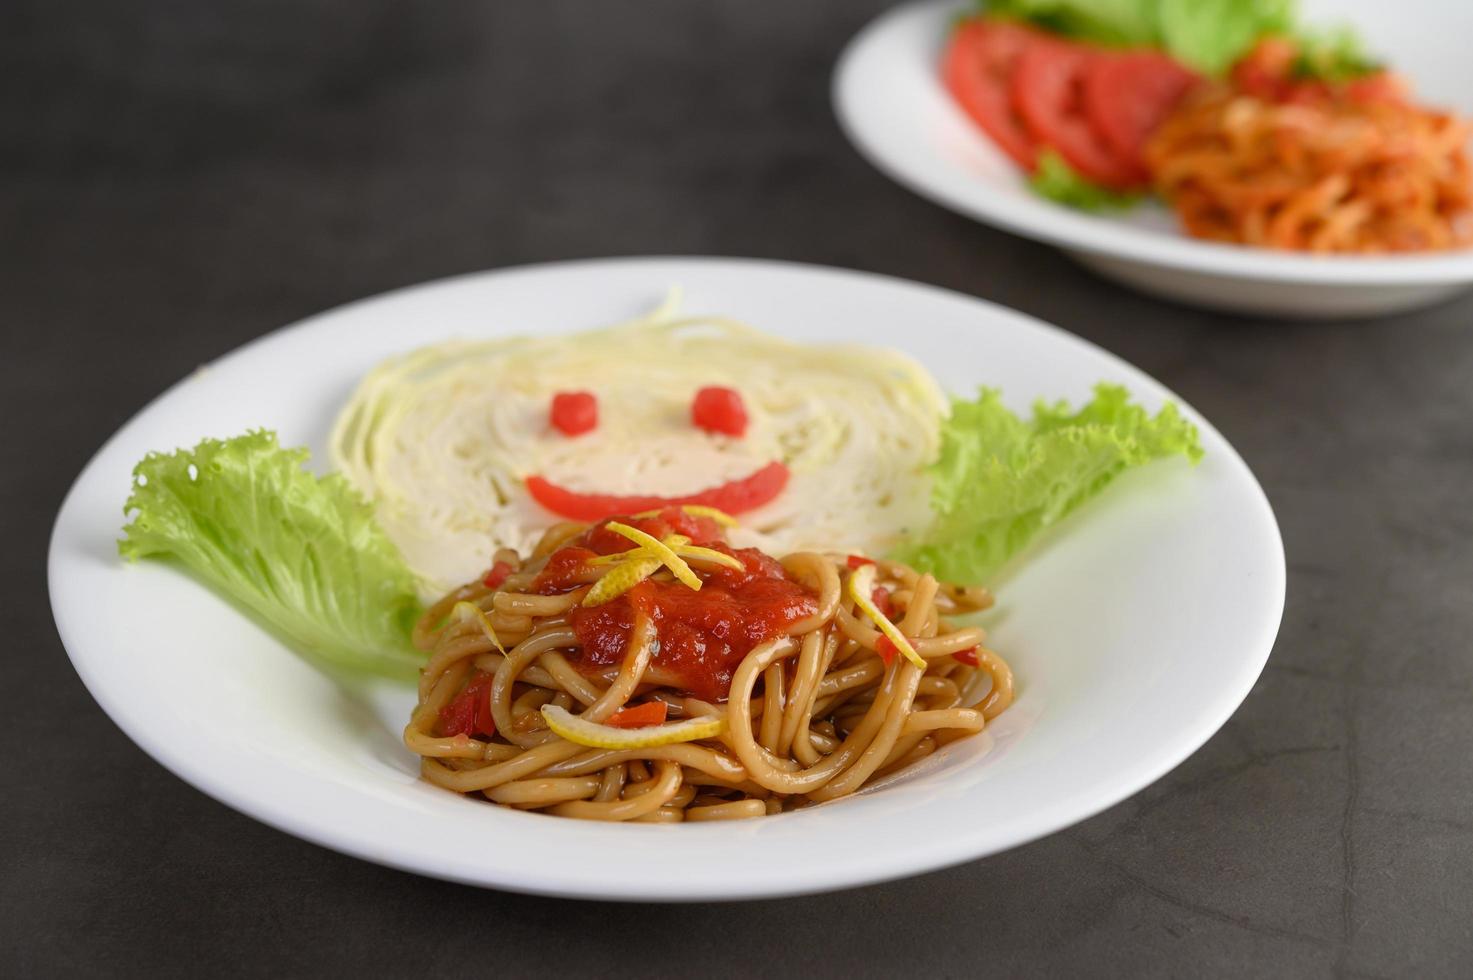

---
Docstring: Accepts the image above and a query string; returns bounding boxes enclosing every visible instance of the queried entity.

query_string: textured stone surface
[4,2,1472,975]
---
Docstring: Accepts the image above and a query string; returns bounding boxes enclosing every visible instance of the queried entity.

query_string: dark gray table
[7,2,1471,976]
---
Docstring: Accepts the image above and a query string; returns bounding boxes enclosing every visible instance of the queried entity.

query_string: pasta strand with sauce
[404,507,1014,821]
[1146,85,1473,253]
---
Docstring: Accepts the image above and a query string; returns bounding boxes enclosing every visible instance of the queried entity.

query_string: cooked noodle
[1146,85,1473,253]
[404,518,1013,822]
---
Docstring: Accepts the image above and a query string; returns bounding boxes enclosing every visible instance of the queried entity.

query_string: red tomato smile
[525,462,790,522]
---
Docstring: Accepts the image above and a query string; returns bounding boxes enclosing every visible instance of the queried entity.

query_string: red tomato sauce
[532,511,818,701]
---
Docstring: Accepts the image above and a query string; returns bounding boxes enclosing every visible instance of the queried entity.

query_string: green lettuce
[1290,25,1380,82]
[984,0,1298,75]
[894,385,1203,584]
[1030,151,1141,211]
[1156,0,1295,75]
[119,430,424,679]
[987,0,1157,47]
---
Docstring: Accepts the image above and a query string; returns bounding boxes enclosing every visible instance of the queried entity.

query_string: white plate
[834,0,1473,318]
[49,258,1284,900]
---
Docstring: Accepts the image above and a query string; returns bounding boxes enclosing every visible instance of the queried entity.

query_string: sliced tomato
[1083,51,1198,173]
[1012,39,1143,189]
[942,20,1040,170]
[525,461,789,522]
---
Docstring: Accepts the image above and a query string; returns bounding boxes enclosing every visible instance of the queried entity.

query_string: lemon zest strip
[452,600,507,655]
[847,564,927,670]
[586,534,691,566]
[582,556,663,606]
[603,522,701,590]
[541,703,726,749]
[674,545,745,571]
[629,504,739,527]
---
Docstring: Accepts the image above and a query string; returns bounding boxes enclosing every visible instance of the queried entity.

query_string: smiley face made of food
[330,303,946,596]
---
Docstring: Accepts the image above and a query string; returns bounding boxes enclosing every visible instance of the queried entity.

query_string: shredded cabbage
[330,301,946,597]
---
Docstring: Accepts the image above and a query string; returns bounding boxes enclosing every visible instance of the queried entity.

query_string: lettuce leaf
[119,430,424,679]
[984,0,1298,75]
[1156,0,1295,75]
[893,384,1203,584]
[1030,150,1141,211]
[1290,24,1380,82]
[987,0,1157,46]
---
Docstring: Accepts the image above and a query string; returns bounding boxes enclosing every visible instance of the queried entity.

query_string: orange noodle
[1145,82,1473,253]
[404,506,1013,821]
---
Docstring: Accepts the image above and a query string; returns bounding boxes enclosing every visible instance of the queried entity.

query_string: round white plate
[834,0,1473,318]
[49,258,1284,900]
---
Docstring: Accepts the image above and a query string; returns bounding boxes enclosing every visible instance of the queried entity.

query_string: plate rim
[47,255,1287,900]
[832,0,1473,286]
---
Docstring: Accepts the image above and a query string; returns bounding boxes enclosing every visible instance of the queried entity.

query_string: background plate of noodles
[835,0,1473,317]
[48,258,1284,900]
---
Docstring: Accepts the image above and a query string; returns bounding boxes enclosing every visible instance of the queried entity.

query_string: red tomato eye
[550,391,597,436]
[691,386,748,437]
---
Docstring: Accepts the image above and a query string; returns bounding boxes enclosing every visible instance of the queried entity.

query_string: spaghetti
[404,506,1014,821]
[1146,83,1473,253]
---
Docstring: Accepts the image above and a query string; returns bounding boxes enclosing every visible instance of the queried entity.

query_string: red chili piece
[953,647,981,667]
[435,672,497,738]
[550,391,598,436]
[691,386,748,437]
[482,560,513,589]
[604,702,669,729]
[876,635,900,666]
[871,586,893,619]
[846,555,876,569]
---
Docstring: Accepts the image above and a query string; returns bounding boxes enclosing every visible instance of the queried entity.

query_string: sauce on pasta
[1146,40,1473,253]
[532,508,821,700]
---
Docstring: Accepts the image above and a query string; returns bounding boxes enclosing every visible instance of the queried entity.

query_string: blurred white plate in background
[834,0,1473,317]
